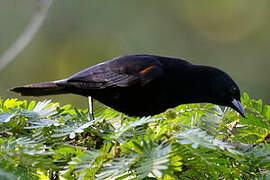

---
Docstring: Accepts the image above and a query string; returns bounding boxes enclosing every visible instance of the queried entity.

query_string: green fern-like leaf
[96,157,135,180]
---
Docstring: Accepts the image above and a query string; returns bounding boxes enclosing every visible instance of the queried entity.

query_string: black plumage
[10,54,245,117]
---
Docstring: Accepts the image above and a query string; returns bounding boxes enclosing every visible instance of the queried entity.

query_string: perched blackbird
[10,54,245,117]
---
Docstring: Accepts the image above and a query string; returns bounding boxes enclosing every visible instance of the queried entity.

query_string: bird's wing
[66,55,164,89]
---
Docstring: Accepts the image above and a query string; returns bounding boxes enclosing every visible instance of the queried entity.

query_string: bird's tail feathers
[10,81,68,96]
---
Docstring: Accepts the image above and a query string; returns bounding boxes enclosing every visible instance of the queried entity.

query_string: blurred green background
[1,0,269,108]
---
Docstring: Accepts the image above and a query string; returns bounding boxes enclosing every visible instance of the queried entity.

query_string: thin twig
[251,131,270,148]
[0,0,53,72]
[222,120,240,142]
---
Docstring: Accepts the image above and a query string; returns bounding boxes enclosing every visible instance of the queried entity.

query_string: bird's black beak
[231,99,246,118]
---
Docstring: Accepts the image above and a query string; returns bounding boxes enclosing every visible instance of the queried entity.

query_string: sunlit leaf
[0,92,269,179]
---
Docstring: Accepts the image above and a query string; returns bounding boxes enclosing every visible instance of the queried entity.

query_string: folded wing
[66,55,165,89]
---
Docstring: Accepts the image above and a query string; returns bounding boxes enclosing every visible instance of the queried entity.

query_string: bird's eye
[230,87,239,95]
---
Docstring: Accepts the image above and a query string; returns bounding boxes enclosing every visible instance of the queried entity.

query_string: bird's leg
[88,96,94,120]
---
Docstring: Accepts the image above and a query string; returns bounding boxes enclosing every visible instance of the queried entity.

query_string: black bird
[10,54,245,117]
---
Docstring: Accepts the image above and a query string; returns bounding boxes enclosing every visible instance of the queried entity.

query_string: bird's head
[208,67,246,118]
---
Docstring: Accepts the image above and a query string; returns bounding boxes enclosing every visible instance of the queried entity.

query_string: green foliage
[0,92,269,179]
